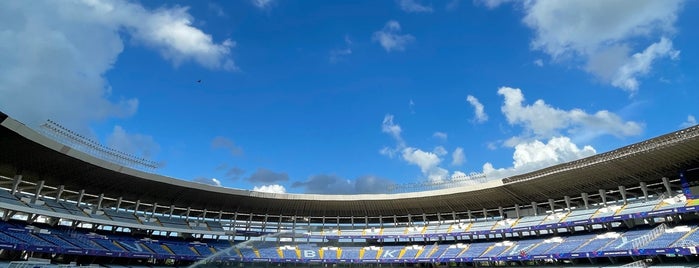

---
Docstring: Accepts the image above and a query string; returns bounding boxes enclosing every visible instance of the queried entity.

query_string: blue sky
[1,0,697,194]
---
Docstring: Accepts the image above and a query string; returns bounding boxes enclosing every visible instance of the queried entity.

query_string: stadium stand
[2,111,699,267]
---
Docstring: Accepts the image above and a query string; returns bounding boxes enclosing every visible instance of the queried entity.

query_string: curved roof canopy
[1,111,698,217]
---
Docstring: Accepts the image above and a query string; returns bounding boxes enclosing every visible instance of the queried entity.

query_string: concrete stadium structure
[1,110,699,267]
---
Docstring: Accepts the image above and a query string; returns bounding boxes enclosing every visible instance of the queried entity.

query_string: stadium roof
[1,111,699,217]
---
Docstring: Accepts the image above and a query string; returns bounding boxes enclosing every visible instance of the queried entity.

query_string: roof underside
[1,112,699,217]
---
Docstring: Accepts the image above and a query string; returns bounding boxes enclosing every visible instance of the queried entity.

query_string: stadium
[1,108,699,268]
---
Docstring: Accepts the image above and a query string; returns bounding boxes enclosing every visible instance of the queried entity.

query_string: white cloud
[402,147,441,174]
[477,0,513,9]
[372,20,415,52]
[433,146,448,156]
[193,177,222,187]
[498,87,643,141]
[610,38,679,92]
[329,48,352,63]
[486,142,498,150]
[381,114,404,147]
[451,147,465,166]
[446,0,460,11]
[482,136,596,179]
[534,59,544,67]
[681,115,697,128]
[251,0,274,9]
[379,114,449,183]
[329,35,353,63]
[398,0,433,13]
[253,184,286,194]
[380,115,449,183]
[520,0,684,92]
[402,147,448,183]
[0,0,235,131]
[523,0,681,58]
[106,125,160,158]
[433,131,448,141]
[208,3,226,17]
[466,95,488,123]
[85,0,237,70]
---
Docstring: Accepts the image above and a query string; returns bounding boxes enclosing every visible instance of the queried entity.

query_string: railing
[620,259,649,267]
[632,223,667,249]
[388,172,488,193]
[38,120,159,170]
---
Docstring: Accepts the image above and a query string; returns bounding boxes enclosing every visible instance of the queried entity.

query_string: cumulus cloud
[292,174,395,194]
[498,87,643,141]
[402,147,441,174]
[466,95,488,123]
[192,177,222,187]
[681,115,697,128]
[382,114,403,141]
[380,88,618,185]
[372,20,415,52]
[380,114,406,157]
[211,136,244,156]
[87,0,237,70]
[246,168,289,184]
[610,38,680,92]
[380,115,449,182]
[397,0,433,13]
[253,184,286,194]
[451,147,465,166]
[533,59,544,67]
[0,0,236,131]
[106,125,160,158]
[402,147,449,182]
[482,136,596,179]
[517,0,684,93]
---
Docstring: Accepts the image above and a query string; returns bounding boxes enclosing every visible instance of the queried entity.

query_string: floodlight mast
[39,120,159,170]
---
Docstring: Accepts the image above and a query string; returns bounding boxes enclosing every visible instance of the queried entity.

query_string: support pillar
[564,196,571,211]
[662,177,673,196]
[32,180,44,203]
[581,193,589,209]
[531,202,538,216]
[618,186,627,204]
[77,189,85,205]
[548,199,555,212]
[11,174,22,195]
[151,202,158,217]
[640,182,649,200]
[599,189,607,205]
[94,193,104,213]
